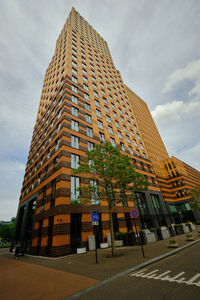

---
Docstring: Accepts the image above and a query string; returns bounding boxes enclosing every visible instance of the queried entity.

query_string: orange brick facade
[14,8,199,257]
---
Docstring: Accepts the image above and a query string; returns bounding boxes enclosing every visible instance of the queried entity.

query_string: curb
[64,238,200,300]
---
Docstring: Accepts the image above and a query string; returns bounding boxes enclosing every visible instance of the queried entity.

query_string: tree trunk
[109,207,116,256]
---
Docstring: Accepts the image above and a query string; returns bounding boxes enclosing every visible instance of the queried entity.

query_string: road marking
[130,269,200,287]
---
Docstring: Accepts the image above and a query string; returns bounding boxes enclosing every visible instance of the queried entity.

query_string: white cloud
[162,59,200,96]
[151,99,200,122]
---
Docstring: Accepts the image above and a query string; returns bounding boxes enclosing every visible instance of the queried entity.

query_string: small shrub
[169,240,176,244]
[186,233,192,238]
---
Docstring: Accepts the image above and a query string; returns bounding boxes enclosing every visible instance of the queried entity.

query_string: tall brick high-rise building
[14,8,199,257]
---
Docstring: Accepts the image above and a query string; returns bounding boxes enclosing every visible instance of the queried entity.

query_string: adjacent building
[126,87,200,223]
[14,7,199,257]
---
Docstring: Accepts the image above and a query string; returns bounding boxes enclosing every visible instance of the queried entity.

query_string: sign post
[130,209,145,258]
[91,211,99,264]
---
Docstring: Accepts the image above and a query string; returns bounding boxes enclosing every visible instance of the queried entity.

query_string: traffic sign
[91,212,99,222]
[92,221,99,226]
[130,209,139,219]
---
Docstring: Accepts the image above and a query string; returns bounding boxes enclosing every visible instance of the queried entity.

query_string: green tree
[189,186,200,210]
[72,142,149,256]
[0,224,14,241]
[0,218,16,241]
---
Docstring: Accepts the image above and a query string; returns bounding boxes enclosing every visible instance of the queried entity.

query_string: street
[76,242,200,300]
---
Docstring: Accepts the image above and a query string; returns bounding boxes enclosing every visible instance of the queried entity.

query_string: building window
[103,98,108,104]
[50,179,56,208]
[140,143,144,150]
[71,176,80,202]
[85,103,91,111]
[83,84,88,91]
[72,85,78,93]
[72,95,78,104]
[55,138,59,151]
[86,127,93,137]
[71,106,78,117]
[96,109,102,118]
[129,147,133,155]
[95,100,100,107]
[126,136,131,143]
[71,154,80,169]
[106,115,111,123]
[94,91,98,98]
[114,121,120,129]
[85,114,92,123]
[47,148,51,159]
[111,138,116,147]
[98,120,103,130]
[45,164,49,179]
[71,135,79,149]
[120,142,125,151]
[41,185,46,212]
[151,194,160,209]
[88,142,94,151]
[99,133,105,142]
[90,180,99,205]
[72,68,77,75]
[72,76,77,83]
[136,150,140,156]
[83,93,89,102]
[108,126,114,135]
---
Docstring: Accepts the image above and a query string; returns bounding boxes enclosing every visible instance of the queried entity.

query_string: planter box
[191,223,196,231]
[168,227,176,237]
[160,226,170,239]
[144,230,157,244]
[100,243,109,249]
[77,247,86,254]
[182,225,190,234]
[168,243,179,248]
[187,237,194,241]
[115,240,123,247]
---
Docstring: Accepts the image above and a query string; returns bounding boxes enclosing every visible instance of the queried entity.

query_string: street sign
[130,209,139,219]
[92,221,99,226]
[91,212,99,222]
[130,208,145,258]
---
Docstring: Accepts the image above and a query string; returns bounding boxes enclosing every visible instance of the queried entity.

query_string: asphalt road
[75,242,200,300]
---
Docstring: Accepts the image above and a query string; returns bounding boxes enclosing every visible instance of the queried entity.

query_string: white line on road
[130,269,200,287]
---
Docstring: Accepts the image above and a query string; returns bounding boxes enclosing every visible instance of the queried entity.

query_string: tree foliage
[0,218,16,241]
[189,186,200,210]
[72,142,149,256]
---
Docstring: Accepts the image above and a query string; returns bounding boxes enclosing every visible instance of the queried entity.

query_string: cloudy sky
[0,0,200,220]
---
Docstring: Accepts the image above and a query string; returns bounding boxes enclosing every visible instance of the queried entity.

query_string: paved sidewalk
[0,256,98,300]
[0,226,199,299]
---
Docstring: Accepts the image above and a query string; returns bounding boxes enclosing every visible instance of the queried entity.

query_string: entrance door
[70,213,82,253]
[14,206,25,242]
[23,199,36,251]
